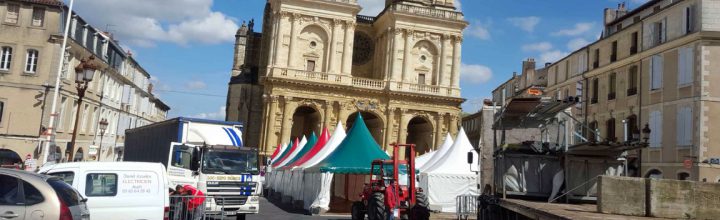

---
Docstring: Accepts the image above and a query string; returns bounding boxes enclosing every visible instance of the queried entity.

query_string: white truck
[124,117,261,220]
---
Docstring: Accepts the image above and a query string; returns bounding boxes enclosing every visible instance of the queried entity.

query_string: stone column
[338,101,350,126]
[323,101,332,129]
[342,20,354,75]
[264,96,279,155]
[397,109,409,144]
[280,96,296,143]
[435,113,445,150]
[391,28,402,82]
[451,36,463,88]
[439,34,450,87]
[328,19,339,73]
[269,12,281,66]
[287,13,299,69]
[449,114,459,137]
[402,29,413,82]
[384,108,395,149]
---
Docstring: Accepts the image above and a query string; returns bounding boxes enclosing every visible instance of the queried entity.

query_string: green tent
[280,132,318,170]
[307,114,390,174]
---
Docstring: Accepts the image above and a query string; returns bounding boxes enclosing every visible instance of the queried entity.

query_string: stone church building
[226,0,467,158]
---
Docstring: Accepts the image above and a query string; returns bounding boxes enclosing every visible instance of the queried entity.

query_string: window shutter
[686,47,694,84]
[682,7,688,34]
[677,108,684,146]
[684,107,693,145]
[679,48,686,85]
[661,18,667,43]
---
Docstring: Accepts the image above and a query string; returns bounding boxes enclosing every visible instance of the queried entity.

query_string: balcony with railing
[268,67,460,97]
[389,4,464,21]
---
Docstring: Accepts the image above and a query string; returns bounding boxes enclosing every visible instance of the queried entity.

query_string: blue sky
[69,0,649,119]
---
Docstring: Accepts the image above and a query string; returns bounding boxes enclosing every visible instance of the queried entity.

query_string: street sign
[684,159,693,169]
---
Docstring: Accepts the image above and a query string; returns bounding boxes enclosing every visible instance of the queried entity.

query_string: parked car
[0,168,90,220]
[40,162,170,220]
[0,149,22,169]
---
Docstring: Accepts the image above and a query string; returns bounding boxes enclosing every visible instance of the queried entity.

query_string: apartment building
[526,0,720,182]
[0,0,169,165]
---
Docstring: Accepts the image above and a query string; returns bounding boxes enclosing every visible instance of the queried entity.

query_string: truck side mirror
[190,148,200,171]
[467,152,474,164]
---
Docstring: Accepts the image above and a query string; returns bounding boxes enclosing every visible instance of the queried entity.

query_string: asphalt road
[246,196,350,220]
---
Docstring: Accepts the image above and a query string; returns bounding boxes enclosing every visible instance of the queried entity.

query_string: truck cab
[124,117,261,219]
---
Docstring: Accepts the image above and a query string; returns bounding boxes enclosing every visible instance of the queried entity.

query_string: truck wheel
[236,214,246,220]
[351,201,366,220]
[367,192,386,220]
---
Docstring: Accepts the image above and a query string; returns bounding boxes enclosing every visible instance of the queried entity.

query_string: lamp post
[68,56,97,160]
[642,123,652,144]
[96,118,108,161]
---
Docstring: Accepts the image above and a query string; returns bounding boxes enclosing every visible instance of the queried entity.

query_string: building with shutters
[493,0,720,182]
[226,0,468,159]
[0,0,169,165]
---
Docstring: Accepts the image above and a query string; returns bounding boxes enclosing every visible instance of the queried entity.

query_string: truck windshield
[201,149,259,175]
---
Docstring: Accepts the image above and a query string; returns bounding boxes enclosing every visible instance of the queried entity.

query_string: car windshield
[201,149,258,175]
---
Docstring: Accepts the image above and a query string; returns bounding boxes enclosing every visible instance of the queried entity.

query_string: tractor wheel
[410,192,430,220]
[351,201,366,220]
[367,192,387,220]
[415,192,429,208]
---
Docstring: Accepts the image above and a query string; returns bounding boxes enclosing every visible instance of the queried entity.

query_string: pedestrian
[175,184,206,220]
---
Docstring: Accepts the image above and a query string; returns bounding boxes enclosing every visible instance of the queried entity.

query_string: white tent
[419,128,479,212]
[277,136,307,197]
[419,133,454,171]
[301,123,346,210]
[415,150,435,169]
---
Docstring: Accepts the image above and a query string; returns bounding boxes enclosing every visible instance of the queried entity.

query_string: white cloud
[185,81,207,90]
[73,0,238,47]
[567,38,590,51]
[455,0,462,10]
[552,22,595,36]
[539,50,568,64]
[507,16,541,33]
[193,106,226,120]
[358,0,385,16]
[522,42,553,52]
[460,63,493,84]
[466,20,491,40]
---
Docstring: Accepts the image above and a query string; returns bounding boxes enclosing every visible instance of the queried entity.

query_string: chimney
[604,7,619,25]
[545,62,552,67]
[617,2,628,18]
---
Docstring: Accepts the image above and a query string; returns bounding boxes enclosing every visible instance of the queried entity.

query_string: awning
[494,96,579,129]
[186,123,243,147]
[307,114,390,174]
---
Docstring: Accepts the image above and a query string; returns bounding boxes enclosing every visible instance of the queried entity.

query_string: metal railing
[456,194,478,220]
[169,195,249,220]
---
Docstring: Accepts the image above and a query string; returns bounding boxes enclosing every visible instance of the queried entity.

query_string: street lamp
[68,56,97,161]
[642,123,651,144]
[96,118,109,161]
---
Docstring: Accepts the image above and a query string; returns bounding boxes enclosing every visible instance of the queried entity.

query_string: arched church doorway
[346,111,383,145]
[290,106,321,140]
[406,117,434,153]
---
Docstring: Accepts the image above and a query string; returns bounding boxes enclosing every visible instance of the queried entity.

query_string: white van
[40,162,170,220]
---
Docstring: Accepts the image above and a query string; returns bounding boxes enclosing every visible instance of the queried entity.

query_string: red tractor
[351,143,430,220]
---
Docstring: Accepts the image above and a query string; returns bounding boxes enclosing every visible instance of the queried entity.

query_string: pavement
[247,196,350,220]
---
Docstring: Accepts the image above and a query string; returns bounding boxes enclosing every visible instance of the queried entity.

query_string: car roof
[0,168,54,181]
[42,161,165,171]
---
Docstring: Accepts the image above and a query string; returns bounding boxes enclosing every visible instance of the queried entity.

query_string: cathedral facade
[227,0,468,158]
